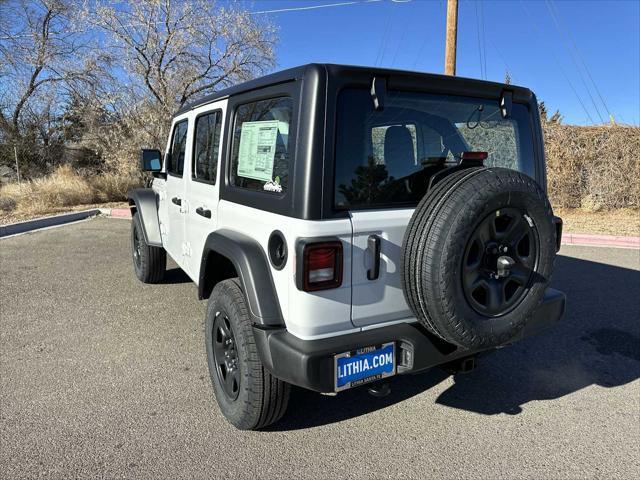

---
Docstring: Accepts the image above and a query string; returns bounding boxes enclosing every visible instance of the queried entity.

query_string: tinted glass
[193,111,222,183]
[169,120,188,176]
[334,89,535,208]
[230,97,293,194]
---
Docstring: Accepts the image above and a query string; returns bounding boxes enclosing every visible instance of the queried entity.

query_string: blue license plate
[334,342,395,391]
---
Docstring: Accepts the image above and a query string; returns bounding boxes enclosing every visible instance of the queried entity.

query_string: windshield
[334,88,536,209]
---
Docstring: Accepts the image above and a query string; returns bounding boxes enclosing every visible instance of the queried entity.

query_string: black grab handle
[196,207,211,219]
[367,234,381,280]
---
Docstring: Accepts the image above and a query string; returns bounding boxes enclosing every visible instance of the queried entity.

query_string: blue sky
[246,0,640,125]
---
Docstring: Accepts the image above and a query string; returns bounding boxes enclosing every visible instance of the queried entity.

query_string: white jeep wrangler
[128,64,565,430]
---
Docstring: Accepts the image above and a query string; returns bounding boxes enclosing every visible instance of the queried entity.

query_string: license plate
[334,342,395,392]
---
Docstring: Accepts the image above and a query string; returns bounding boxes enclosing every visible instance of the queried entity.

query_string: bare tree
[0,0,102,138]
[93,0,277,115]
[0,0,276,178]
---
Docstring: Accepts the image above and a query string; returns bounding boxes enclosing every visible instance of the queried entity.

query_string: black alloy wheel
[462,207,540,317]
[212,311,240,400]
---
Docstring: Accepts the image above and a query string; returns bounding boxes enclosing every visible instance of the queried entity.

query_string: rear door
[348,122,422,327]
[183,101,226,280]
[350,208,414,327]
[336,86,538,329]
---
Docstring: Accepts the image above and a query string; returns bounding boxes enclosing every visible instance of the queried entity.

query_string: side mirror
[140,149,162,172]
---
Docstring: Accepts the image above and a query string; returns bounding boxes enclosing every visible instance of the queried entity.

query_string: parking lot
[1,217,639,479]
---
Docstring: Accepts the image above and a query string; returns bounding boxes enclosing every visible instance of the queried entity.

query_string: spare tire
[401,167,557,350]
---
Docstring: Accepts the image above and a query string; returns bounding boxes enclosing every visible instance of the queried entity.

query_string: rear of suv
[128,64,565,430]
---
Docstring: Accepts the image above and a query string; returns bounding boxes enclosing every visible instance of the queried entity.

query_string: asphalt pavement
[1,217,639,479]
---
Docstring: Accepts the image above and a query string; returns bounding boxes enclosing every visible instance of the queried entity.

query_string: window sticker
[237,120,279,182]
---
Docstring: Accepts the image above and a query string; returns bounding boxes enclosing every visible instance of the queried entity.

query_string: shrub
[89,174,141,203]
[0,195,17,212]
[544,124,640,209]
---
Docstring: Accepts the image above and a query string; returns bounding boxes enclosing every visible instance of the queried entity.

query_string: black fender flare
[127,188,162,247]
[199,230,284,328]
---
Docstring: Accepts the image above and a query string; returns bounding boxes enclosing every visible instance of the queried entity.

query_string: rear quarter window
[230,97,293,195]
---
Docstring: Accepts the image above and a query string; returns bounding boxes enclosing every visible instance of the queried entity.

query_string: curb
[0,209,102,238]
[561,233,640,248]
[100,208,132,218]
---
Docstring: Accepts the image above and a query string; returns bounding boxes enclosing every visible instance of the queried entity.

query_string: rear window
[334,88,535,209]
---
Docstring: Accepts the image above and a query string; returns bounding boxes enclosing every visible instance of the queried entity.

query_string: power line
[250,0,414,16]
[1,0,410,39]
[486,35,515,82]
[375,6,396,66]
[474,1,485,79]
[544,0,605,123]
[249,0,383,15]
[519,0,595,124]
[547,0,613,121]
[480,0,487,79]
[411,29,431,70]
[390,28,407,67]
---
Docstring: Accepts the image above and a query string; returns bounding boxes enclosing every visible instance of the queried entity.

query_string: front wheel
[205,279,290,430]
[131,212,166,283]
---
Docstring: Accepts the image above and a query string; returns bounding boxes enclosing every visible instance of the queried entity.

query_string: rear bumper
[254,288,566,393]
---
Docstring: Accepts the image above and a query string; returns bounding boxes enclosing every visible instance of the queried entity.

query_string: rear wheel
[402,167,557,349]
[205,279,290,430]
[131,212,166,283]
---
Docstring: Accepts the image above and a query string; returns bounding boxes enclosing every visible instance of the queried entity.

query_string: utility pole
[14,146,21,183]
[444,0,459,76]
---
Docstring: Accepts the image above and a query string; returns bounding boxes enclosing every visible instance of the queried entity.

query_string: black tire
[205,279,290,430]
[401,167,484,327]
[131,212,166,283]
[402,167,557,350]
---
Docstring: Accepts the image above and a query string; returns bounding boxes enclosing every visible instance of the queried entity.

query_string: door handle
[367,234,381,280]
[171,197,182,206]
[196,207,211,219]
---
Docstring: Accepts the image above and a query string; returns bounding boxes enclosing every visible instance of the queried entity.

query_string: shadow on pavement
[160,267,192,284]
[270,254,640,430]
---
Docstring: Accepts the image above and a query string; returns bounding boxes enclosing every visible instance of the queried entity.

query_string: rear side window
[334,88,535,209]
[230,97,293,194]
[168,120,188,176]
[193,111,222,184]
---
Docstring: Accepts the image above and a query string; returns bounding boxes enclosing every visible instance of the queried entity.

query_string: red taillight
[301,241,343,291]
[461,151,488,161]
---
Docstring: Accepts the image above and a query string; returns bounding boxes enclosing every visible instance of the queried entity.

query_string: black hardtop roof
[173,63,532,117]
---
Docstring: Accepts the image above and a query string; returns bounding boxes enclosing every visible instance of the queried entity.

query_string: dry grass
[545,124,640,210]
[0,165,140,224]
[555,208,639,237]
